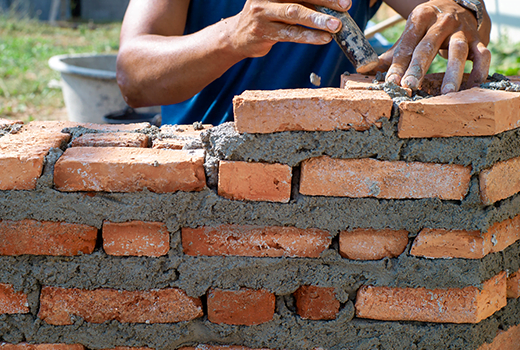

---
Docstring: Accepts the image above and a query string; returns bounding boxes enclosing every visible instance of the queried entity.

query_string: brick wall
[1,74,520,349]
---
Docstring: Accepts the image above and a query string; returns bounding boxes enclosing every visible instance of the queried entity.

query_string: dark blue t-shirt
[162,0,381,125]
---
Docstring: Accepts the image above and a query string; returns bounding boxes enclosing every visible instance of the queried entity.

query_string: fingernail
[403,76,419,89]
[327,18,341,31]
[442,83,456,94]
[339,0,350,9]
[386,74,400,85]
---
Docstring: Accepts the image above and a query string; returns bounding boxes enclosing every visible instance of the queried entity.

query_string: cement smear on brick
[0,297,519,350]
[202,121,520,174]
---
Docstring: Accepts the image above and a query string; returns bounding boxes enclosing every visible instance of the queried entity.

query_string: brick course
[54,147,206,193]
[207,288,275,325]
[0,219,97,256]
[103,221,170,257]
[0,345,85,350]
[218,161,292,203]
[233,88,392,133]
[182,224,331,258]
[38,287,203,325]
[339,228,409,260]
[300,156,471,200]
[355,271,507,324]
[0,283,29,314]
[507,269,520,299]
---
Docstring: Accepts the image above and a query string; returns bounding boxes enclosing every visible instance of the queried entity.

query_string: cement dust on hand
[310,73,322,87]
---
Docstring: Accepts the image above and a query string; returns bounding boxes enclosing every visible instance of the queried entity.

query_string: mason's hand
[376,0,491,94]
[229,0,352,59]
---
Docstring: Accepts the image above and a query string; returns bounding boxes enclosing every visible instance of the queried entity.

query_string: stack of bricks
[1,73,520,349]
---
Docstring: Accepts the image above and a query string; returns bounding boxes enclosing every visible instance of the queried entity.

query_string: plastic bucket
[49,53,159,124]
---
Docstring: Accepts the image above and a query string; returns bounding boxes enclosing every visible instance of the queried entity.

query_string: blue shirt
[162,0,381,125]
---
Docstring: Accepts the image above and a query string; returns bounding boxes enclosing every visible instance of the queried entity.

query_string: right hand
[228,0,352,59]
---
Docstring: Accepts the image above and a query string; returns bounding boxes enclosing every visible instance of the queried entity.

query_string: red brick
[398,88,520,138]
[294,285,339,320]
[480,155,520,205]
[0,219,97,256]
[339,228,409,260]
[355,271,507,324]
[0,123,70,190]
[54,147,206,193]
[207,288,275,325]
[477,324,520,350]
[218,161,291,203]
[103,221,169,257]
[300,156,471,200]
[182,224,331,258]
[70,133,149,148]
[38,286,203,325]
[0,283,29,314]
[233,88,392,133]
[0,345,85,350]
[153,124,212,150]
[507,269,520,299]
[411,215,520,259]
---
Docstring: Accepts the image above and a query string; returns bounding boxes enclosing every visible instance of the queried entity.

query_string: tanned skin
[116,0,491,108]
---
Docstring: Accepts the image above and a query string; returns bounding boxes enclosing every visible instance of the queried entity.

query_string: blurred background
[0,0,519,123]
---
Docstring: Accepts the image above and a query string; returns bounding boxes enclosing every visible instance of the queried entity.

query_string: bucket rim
[48,53,117,80]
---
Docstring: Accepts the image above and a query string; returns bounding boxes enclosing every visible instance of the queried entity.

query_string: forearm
[383,0,428,19]
[117,18,244,108]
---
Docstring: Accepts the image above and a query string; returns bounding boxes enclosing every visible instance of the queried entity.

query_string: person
[116,0,491,125]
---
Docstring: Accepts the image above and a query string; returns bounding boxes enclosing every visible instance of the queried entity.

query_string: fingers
[441,32,469,94]
[467,41,491,87]
[385,9,434,86]
[267,21,334,44]
[266,2,342,33]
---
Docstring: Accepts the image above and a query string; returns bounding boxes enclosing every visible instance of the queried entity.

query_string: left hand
[373,0,491,94]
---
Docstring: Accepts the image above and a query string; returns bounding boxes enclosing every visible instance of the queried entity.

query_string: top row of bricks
[233,73,520,138]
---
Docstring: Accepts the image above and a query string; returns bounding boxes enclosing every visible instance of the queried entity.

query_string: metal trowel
[316,6,379,73]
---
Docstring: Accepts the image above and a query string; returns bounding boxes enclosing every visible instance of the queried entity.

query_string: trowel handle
[316,6,379,73]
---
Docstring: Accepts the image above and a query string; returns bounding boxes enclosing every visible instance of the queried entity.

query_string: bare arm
[117,0,352,107]
[379,0,492,94]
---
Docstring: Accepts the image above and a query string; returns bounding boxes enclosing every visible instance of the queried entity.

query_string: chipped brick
[0,283,29,314]
[339,228,409,260]
[294,286,339,320]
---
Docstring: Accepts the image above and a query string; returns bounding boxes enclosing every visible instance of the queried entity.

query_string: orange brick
[480,155,520,205]
[294,285,339,320]
[355,271,507,324]
[182,224,331,258]
[218,161,291,203]
[0,283,29,314]
[477,324,520,350]
[411,215,520,259]
[38,286,203,325]
[300,156,471,200]
[233,88,392,133]
[0,345,85,350]
[103,221,169,257]
[54,147,206,193]
[507,269,520,299]
[339,228,409,260]
[341,75,412,97]
[0,219,97,256]
[207,288,275,325]
[398,88,520,138]
[70,132,149,148]
[0,123,70,190]
[417,73,472,96]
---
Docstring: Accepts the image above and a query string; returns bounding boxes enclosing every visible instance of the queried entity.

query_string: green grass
[0,14,120,122]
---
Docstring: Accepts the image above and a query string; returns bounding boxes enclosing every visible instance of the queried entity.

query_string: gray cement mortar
[0,297,519,350]
[202,121,520,174]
